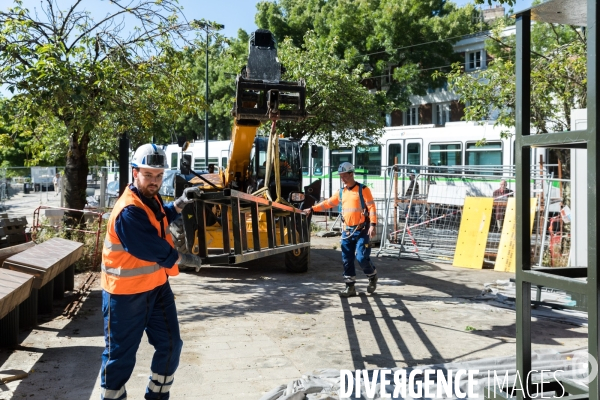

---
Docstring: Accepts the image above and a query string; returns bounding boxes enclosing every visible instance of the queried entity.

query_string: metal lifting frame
[184,188,310,265]
[485,1,597,399]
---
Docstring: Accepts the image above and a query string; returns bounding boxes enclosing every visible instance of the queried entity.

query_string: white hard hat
[132,144,169,170]
[337,162,355,174]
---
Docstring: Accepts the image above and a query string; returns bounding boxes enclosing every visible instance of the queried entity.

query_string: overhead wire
[351,29,491,59]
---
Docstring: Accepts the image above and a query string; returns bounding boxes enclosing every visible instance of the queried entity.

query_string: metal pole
[205,28,209,169]
[515,11,532,400]
[119,133,129,197]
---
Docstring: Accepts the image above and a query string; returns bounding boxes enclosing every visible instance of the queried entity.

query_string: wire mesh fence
[376,165,571,268]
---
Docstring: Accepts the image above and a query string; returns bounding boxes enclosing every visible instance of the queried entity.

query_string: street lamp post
[197,20,224,169]
[205,32,209,169]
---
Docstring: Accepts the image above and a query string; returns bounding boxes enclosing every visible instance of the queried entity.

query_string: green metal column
[515,11,532,400]
[587,1,599,399]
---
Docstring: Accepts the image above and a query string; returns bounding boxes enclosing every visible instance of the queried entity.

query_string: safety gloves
[174,186,201,209]
[178,253,202,271]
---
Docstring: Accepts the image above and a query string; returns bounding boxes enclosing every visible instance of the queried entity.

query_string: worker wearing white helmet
[99,143,202,400]
[305,162,379,297]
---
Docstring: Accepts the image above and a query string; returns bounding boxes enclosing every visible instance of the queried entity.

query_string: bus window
[170,153,178,170]
[331,148,352,175]
[221,157,228,169]
[407,143,421,169]
[466,141,502,174]
[429,143,462,171]
[356,145,382,175]
[388,143,401,167]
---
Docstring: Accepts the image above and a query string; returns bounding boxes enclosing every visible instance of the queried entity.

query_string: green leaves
[275,31,384,146]
[0,0,209,209]
[445,18,586,136]
[255,0,482,116]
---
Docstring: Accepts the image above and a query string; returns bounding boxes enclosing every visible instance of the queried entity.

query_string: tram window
[194,157,218,170]
[407,143,421,170]
[429,143,462,171]
[332,148,352,174]
[301,145,324,176]
[466,142,502,174]
[388,143,401,167]
[302,146,309,176]
[312,146,324,176]
[356,145,382,175]
[170,153,178,170]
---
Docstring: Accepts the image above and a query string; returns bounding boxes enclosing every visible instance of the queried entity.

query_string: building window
[383,67,391,85]
[405,106,418,126]
[435,103,451,126]
[466,50,484,70]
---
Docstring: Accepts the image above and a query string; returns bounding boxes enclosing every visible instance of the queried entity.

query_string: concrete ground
[0,191,589,399]
[0,232,588,399]
[0,188,63,220]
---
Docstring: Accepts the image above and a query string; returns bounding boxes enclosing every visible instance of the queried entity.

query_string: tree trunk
[64,131,90,214]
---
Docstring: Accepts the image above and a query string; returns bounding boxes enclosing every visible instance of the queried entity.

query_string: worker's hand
[178,252,202,271]
[303,207,313,216]
[368,225,375,238]
[174,186,201,210]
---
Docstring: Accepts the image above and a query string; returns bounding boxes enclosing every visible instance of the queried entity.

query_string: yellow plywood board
[453,197,493,269]
[494,198,538,273]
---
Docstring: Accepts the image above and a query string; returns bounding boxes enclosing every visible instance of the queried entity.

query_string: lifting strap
[338,184,366,224]
[251,120,292,207]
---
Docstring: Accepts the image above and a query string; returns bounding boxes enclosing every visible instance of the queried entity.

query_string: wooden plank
[0,269,34,320]
[453,197,493,269]
[0,241,35,266]
[3,238,83,289]
[495,197,538,273]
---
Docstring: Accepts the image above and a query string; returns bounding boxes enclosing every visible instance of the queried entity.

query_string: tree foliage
[0,0,204,210]
[444,17,586,137]
[274,31,384,146]
[255,0,481,112]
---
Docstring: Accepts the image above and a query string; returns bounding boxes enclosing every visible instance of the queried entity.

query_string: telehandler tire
[285,246,310,273]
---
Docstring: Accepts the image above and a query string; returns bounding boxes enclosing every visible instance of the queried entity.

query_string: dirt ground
[0,233,589,399]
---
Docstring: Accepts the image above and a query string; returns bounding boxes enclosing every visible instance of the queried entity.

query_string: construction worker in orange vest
[305,162,378,297]
[100,143,202,400]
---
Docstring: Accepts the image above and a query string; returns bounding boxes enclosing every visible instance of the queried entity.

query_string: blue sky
[12,0,262,39]
[454,0,533,13]
[11,0,534,40]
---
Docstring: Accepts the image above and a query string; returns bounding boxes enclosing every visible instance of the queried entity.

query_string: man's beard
[140,184,159,198]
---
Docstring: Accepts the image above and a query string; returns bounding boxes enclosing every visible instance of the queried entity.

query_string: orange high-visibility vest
[101,186,179,294]
[313,184,377,227]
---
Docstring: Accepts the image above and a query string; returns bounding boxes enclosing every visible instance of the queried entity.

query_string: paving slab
[0,235,589,400]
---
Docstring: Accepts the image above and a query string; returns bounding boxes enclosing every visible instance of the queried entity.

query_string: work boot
[367,275,378,294]
[339,283,357,297]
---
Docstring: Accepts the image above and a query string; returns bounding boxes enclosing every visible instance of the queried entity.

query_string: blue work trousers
[341,227,376,282]
[100,281,183,400]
